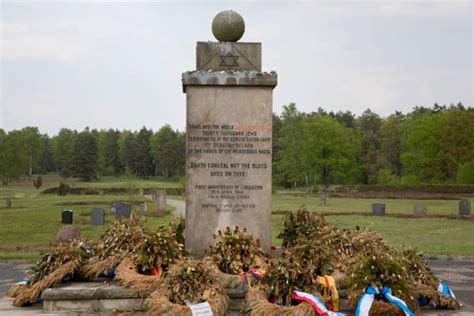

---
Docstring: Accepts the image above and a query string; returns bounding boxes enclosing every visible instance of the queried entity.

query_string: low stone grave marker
[156,190,167,215]
[459,199,471,216]
[55,225,80,243]
[140,203,147,212]
[372,203,386,216]
[5,198,12,209]
[151,190,158,201]
[91,208,105,226]
[413,204,427,217]
[319,195,327,206]
[61,209,73,224]
[115,203,132,220]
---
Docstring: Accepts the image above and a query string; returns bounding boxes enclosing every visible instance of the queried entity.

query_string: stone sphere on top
[212,10,245,42]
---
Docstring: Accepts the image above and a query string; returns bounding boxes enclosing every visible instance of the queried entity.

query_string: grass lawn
[0,183,176,259]
[272,194,474,215]
[1,178,473,259]
[272,215,474,255]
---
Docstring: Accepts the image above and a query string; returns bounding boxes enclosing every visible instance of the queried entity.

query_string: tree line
[1,103,473,186]
[0,125,185,184]
[273,102,474,187]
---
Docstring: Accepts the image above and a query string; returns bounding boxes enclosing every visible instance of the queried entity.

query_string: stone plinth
[196,42,261,71]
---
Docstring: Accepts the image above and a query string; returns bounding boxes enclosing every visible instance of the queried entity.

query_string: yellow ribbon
[316,275,339,311]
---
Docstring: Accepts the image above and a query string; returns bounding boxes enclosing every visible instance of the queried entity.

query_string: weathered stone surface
[413,204,428,217]
[372,203,386,216]
[5,198,11,209]
[212,10,245,42]
[99,298,144,311]
[182,71,277,92]
[156,189,167,215]
[459,199,471,216]
[90,208,105,226]
[115,203,131,220]
[42,283,153,300]
[196,42,261,71]
[55,225,80,243]
[185,86,274,256]
[43,299,99,313]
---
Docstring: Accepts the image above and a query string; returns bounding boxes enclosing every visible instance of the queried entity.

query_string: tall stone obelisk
[183,10,277,256]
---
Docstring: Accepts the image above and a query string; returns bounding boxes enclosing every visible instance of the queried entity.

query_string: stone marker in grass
[413,204,427,217]
[91,208,105,226]
[5,198,11,209]
[156,190,167,215]
[115,203,131,220]
[55,225,80,243]
[459,199,471,216]
[61,209,73,224]
[372,203,386,216]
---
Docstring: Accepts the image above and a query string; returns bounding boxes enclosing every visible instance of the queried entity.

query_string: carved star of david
[219,53,239,70]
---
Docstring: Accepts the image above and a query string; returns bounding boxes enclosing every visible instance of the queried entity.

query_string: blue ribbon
[382,286,415,316]
[438,281,455,298]
[356,285,415,316]
[356,285,379,316]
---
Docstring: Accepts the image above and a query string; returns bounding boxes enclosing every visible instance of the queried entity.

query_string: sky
[1,0,472,136]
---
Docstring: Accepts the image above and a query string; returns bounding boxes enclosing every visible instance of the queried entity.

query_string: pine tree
[70,129,98,181]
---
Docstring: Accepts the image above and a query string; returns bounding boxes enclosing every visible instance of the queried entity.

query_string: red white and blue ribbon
[240,269,264,292]
[355,285,379,316]
[438,281,456,298]
[382,286,415,316]
[291,290,346,316]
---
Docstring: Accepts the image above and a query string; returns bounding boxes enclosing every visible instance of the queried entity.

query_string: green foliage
[285,237,333,276]
[376,168,400,185]
[165,259,223,305]
[456,161,474,184]
[262,251,319,306]
[29,239,95,284]
[70,129,98,181]
[150,125,186,179]
[57,182,71,196]
[169,217,185,245]
[379,114,404,177]
[0,129,31,184]
[277,207,326,248]
[33,176,43,190]
[134,227,184,273]
[98,216,148,259]
[207,226,266,274]
[274,104,359,186]
[358,109,383,184]
[438,110,474,178]
[52,128,77,177]
[347,249,415,306]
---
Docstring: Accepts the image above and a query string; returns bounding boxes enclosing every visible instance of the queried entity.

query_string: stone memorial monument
[91,208,105,226]
[183,10,277,256]
[61,209,73,224]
